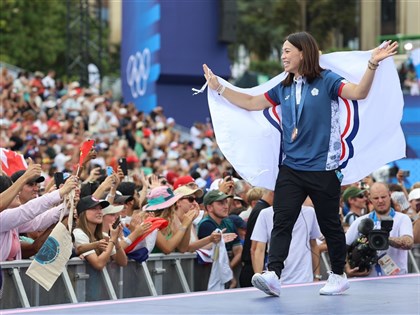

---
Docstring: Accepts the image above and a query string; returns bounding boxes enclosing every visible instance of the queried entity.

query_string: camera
[347,217,393,272]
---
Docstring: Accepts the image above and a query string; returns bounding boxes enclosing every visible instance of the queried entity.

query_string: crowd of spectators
[398,61,419,95]
[0,67,419,298]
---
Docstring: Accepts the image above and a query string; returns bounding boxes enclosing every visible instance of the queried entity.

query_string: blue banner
[121,1,160,113]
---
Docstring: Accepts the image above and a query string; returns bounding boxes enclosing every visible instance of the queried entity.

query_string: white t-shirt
[73,228,116,257]
[345,211,413,275]
[190,125,202,150]
[239,206,252,221]
[251,206,321,284]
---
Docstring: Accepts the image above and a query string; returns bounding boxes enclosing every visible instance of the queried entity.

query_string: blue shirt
[266,70,345,171]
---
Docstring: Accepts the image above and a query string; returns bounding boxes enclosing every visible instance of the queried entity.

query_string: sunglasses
[181,196,196,203]
[356,193,365,199]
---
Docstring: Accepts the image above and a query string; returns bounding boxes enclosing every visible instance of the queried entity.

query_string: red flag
[0,148,28,176]
[124,217,168,253]
[78,140,95,166]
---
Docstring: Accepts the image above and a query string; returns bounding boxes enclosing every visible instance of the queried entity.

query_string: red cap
[166,171,179,185]
[126,155,139,163]
[143,128,152,138]
[173,175,195,190]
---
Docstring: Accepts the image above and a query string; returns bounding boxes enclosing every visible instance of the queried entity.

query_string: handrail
[0,253,198,309]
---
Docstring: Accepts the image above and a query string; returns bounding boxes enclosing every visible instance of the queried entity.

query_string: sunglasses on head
[181,196,196,203]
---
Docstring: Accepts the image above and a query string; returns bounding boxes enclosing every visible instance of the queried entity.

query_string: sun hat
[174,185,204,198]
[142,186,183,211]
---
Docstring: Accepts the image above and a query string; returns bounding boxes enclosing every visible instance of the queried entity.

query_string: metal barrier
[1,249,419,310]
[0,253,202,310]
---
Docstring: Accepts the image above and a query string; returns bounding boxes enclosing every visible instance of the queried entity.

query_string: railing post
[152,260,165,295]
[10,268,30,308]
[408,249,420,273]
[173,258,191,293]
[62,268,78,303]
[101,267,117,300]
[141,261,158,296]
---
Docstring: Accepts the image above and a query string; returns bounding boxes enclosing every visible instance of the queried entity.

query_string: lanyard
[290,80,309,130]
[369,208,396,225]
[369,209,395,276]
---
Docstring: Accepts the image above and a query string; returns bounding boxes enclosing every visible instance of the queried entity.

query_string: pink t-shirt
[7,230,20,260]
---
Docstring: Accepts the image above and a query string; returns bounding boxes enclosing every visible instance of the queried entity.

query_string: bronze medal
[291,127,298,142]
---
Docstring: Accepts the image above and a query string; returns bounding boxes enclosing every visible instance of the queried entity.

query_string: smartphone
[222,171,232,181]
[118,158,128,176]
[112,216,121,229]
[54,172,64,187]
[99,169,106,176]
[401,170,410,177]
[106,166,114,176]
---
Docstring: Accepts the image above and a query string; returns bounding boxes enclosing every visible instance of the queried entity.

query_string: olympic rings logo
[126,48,151,98]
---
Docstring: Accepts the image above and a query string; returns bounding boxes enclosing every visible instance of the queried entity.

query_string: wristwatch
[314,274,322,280]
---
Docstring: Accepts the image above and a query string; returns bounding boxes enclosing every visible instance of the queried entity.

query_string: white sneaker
[251,271,281,297]
[319,271,350,295]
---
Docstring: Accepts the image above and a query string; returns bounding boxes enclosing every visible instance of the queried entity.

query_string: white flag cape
[207,51,405,190]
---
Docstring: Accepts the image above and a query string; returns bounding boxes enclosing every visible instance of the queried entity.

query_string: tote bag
[26,191,74,291]
[207,229,233,291]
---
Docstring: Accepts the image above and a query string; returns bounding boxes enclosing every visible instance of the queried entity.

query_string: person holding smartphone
[73,196,127,270]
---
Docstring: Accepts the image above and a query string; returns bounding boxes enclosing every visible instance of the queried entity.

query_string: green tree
[235,0,290,61]
[0,0,116,84]
[307,0,358,50]
[0,0,67,73]
[232,0,357,74]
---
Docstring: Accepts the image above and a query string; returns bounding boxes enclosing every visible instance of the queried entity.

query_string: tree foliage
[233,0,357,73]
[235,0,289,61]
[307,0,358,50]
[0,0,115,81]
[0,0,67,72]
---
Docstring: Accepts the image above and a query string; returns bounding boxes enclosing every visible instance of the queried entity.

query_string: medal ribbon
[290,78,309,138]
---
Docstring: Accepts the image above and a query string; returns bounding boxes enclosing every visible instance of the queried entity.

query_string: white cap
[94,97,105,105]
[408,188,420,201]
[156,122,165,130]
[102,204,124,216]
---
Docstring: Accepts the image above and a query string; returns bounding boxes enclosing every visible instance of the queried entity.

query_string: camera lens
[369,232,389,250]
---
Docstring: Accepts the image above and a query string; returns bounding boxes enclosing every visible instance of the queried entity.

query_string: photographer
[345,183,413,277]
